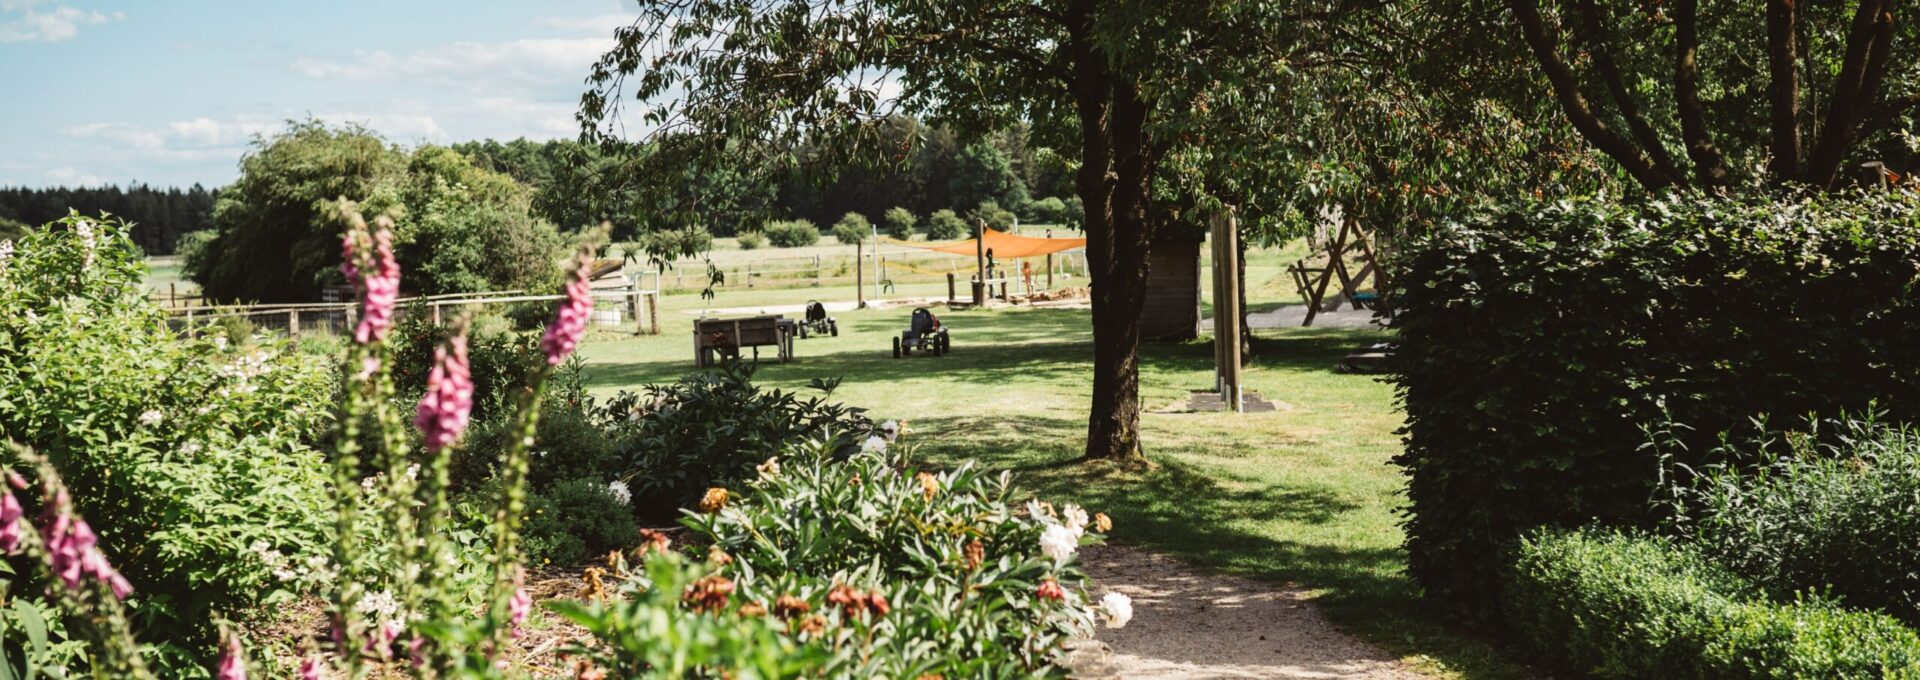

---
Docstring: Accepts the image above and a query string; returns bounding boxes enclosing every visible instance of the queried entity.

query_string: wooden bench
[692,315,795,367]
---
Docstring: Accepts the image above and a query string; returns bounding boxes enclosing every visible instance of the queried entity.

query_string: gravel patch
[1069,544,1427,680]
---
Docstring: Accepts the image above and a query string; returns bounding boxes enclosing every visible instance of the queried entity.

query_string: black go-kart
[891,307,950,358]
[797,300,838,338]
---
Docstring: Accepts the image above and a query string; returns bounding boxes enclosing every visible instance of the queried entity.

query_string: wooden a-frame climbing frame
[1287,219,1387,327]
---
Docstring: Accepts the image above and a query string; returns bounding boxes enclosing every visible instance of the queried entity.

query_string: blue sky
[0,0,636,188]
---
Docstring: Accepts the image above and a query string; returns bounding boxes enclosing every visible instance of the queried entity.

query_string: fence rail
[167,288,662,339]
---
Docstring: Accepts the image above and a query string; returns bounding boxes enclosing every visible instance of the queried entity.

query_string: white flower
[1100,592,1133,629]
[879,420,900,442]
[861,435,889,454]
[404,463,420,481]
[356,590,401,625]
[1039,524,1079,564]
[756,457,781,480]
[213,337,228,351]
[179,441,202,455]
[139,410,163,426]
[1061,504,1090,537]
[607,480,632,506]
[1025,499,1054,521]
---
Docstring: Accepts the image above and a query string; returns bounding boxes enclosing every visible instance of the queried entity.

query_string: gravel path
[1064,545,1427,680]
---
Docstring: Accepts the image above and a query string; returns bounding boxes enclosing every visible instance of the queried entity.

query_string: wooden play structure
[1142,229,1204,341]
[891,223,1087,306]
[1287,218,1387,326]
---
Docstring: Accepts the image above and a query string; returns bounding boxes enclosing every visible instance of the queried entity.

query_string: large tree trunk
[1068,17,1151,465]
[1507,0,1677,191]
[1766,0,1802,182]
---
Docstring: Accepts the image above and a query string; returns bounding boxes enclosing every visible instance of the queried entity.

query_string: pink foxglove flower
[341,219,400,345]
[540,252,594,366]
[414,331,472,453]
[408,635,428,669]
[38,492,134,600]
[509,586,532,639]
[216,633,247,680]
[0,488,22,553]
[297,655,323,680]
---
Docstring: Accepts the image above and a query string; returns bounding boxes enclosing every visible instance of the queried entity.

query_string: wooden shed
[1141,229,1204,341]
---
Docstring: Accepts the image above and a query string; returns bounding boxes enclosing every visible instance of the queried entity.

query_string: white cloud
[536,13,634,34]
[291,37,611,91]
[0,1,123,43]
[43,167,103,186]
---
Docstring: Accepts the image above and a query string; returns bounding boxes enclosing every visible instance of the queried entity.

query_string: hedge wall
[1391,192,1920,612]
[1508,528,1920,679]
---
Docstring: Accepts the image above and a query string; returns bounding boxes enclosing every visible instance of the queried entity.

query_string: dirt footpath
[1062,545,1427,680]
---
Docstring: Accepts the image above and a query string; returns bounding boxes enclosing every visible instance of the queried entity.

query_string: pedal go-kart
[891,307,950,358]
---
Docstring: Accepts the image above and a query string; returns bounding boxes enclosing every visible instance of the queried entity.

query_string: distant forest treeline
[0,184,219,255]
[0,115,1068,255]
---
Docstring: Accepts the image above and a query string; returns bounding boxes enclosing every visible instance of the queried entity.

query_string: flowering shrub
[0,213,336,667]
[554,437,1130,677]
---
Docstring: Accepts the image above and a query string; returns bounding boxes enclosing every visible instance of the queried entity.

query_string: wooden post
[289,310,301,339]
[646,292,660,335]
[431,302,442,326]
[1211,210,1245,412]
[745,262,753,288]
[972,220,986,305]
[947,272,956,302]
[856,240,866,308]
[629,291,642,335]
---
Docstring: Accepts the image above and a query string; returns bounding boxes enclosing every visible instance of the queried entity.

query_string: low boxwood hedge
[1508,527,1920,679]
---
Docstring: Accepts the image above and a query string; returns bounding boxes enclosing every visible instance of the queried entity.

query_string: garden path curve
[1064,545,1426,680]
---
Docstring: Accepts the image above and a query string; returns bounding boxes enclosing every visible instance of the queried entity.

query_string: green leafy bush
[925,208,966,240]
[1392,192,1920,611]
[0,214,336,661]
[390,306,541,423]
[1025,196,1069,224]
[554,440,1125,677]
[763,219,820,248]
[735,232,767,250]
[1667,415,1920,625]
[830,212,869,245]
[881,206,916,240]
[1507,528,1920,679]
[603,365,871,520]
[523,477,640,568]
[971,200,1017,231]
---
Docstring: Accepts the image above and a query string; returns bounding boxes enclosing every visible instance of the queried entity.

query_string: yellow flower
[699,487,729,513]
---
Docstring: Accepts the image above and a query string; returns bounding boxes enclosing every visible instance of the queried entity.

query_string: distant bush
[522,477,639,568]
[1024,197,1068,224]
[831,213,870,245]
[925,209,966,240]
[882,207,916,240]
[1507,528,1920,678]
[764,219,821,248]
[1392,191,1920,611]
[971,200,1017,231]
[1669,415,1920,625]
[601,364,872,521]
[391,305,541,423]
[736,232,767,250]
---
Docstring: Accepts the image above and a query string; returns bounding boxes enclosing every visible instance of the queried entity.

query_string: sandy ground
[1065,545,1427,680]
[1201,305,1384,331]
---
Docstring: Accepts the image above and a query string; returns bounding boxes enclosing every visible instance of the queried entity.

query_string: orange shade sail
[888,228,1086,258]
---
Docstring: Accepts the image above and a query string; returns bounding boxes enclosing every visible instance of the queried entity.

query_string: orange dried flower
[737,601,767,618]
[963,540,985,570]
[707,545,734,566]
[637,528,673,555]
[1093,512,1113,533]
[800,614,828,634]
[915,472,939,501]
[773,594,811,619]
[1036,579,1066,601]
[579,566,608,601]
[574,660,607,680]
[683,574,735,613]
[698,488,729,513]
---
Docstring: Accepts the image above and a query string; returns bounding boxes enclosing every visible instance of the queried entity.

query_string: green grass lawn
[574,292,1527,679]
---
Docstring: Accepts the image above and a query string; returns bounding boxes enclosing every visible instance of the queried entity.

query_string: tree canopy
[190,121,562,303]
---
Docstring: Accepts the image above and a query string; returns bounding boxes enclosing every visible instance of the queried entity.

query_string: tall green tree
[582,0,1320,464]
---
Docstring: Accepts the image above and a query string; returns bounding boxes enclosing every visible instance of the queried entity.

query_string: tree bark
[1507,0,1677,191]
[1067,6,1149,466]
[1805,0,1889,188]
[1673,0,1731,187]
[1767,0,1802,182]
[1571,0,1686,185]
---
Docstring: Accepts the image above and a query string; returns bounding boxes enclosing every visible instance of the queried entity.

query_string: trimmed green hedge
[1391,192,1920,611]
[1508,528,1920,679]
